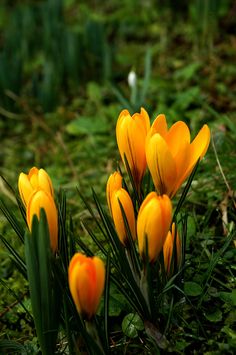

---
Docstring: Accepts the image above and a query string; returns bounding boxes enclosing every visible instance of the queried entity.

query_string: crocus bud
[106,172,123,214]
[128,70,137,88]
[18,167,54,207]
[68,253,105,319]
[137,192,172,262]
[146,115,211,198]
[110,188,136,246]
[27,190,58,253]
[116,108,150,190]
[163,223,181,275]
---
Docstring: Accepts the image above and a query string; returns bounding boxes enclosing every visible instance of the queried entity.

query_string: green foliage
[24,210,60,354]
[122,313,144,338]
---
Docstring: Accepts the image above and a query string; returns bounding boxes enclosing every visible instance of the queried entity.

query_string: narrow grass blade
[0,278,32,320]
[139,47,152,106]
[0,234,26,277]
[0,199,24,243]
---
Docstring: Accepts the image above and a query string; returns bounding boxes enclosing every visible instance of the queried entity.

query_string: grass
[0,0,236,354]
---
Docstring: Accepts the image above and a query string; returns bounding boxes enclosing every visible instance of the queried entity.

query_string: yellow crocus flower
[137,192,172,262]
[116,108,150,190]
[146,115,211,198]
[18,167,54,207]
[27,189,58,253]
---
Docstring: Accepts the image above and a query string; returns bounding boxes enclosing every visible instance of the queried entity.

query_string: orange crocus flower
[68,253,105,319]
[163,223,181,275]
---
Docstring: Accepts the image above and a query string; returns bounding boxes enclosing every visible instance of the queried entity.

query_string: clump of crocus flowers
[108,107,210,270]
[17,107,210,330]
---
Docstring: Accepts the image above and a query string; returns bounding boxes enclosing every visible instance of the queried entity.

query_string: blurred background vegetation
[0,0,236,353]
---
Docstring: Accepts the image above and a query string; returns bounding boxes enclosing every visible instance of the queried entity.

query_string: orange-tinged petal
[68,253,87,279]
[69,262,82,313]
[91,257,106,312]
[68,253,105,319]
[28,167,39,178]
[111,188,136,245]
[27,190,58,252]
[106,172,123,214]
[163,223,181,274]
[163,230,173,274]
[137,193,172,262]
[140,107,151,133]
[146,133,177,195]
[150,114,168,137]
[76,261,97,318]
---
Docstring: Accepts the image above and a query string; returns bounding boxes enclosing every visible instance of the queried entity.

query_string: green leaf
[204,309,222,322]
[122,313,144,338]
[184,281,202,296]
[66,116,108,136]
[175,340,191,351]
[24,210,60,355]
[219,290,236,306]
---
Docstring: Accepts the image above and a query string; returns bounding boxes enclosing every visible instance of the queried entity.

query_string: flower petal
[146,133,177,195]
[151,114,168,137]
[165,121,190,158]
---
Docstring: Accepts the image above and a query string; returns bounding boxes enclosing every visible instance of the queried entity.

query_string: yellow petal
[137,193,172,262]
[146,133,177,195]
[165,121,190,158]
[106,172,123,214]
[116,108,150,188]
[190,124,211,160]
[172,124,211,195]
[18,167,54,206]
[140,107,151,133]
[27,190,58,252]
[38,169,54,197]
[18,173,34,207]
[111,188,136,245]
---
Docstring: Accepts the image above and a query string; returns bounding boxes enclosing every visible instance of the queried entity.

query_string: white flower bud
[128,70,137,88]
